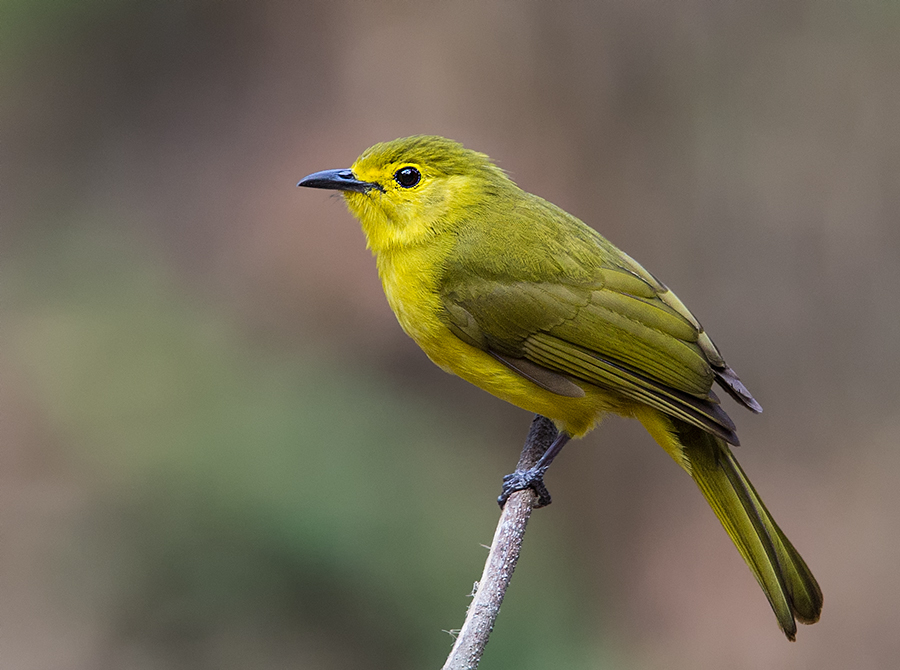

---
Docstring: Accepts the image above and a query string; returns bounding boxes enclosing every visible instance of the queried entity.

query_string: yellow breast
[375,245,625,437]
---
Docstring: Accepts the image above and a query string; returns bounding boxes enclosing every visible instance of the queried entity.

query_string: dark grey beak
[297,169,380,193]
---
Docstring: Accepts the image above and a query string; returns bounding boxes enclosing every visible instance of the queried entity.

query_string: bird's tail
[637,409,823,640]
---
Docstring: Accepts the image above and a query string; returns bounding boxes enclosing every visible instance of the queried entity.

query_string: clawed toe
[497,466,552,508]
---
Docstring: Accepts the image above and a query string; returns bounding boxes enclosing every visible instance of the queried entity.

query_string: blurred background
[3,1,899,668]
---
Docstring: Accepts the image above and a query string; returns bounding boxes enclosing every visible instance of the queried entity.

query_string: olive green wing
[441,262,752,444]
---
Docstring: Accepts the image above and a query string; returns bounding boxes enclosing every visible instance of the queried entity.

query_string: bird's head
[298,135,512,253]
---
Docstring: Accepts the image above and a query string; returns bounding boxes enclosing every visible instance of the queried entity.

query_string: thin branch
[441,415,559,670]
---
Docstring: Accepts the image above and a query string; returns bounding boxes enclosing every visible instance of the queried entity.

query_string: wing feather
[438,199,760,440]
[524,333,738,443]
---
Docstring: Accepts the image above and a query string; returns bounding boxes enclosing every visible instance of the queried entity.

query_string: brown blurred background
[2,1,899,668]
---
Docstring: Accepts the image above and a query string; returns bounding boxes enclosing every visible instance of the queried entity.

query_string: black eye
[394,166,421,188]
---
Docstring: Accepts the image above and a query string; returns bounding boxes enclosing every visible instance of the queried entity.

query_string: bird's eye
[394,166,421,188]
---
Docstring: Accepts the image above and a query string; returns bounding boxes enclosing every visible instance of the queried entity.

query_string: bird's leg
[498,431,572,508]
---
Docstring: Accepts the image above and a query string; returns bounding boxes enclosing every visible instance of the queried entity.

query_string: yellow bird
[298,135,822,639]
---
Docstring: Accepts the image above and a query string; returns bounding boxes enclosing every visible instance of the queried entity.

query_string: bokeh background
[3,1,899,668]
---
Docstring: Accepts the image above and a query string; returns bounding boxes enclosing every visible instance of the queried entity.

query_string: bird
[297,134,822,639]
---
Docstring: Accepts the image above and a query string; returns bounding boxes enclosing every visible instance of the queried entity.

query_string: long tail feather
[638,410,822,639]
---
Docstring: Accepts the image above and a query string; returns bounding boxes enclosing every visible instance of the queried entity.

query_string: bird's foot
[497,466,552,508]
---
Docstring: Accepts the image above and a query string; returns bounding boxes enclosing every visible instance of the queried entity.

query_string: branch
[441,415,559,670]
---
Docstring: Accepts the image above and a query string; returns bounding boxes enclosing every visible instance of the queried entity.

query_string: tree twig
[441,415,559,670]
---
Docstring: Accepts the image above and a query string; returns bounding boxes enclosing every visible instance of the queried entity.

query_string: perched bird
[298,135,822,639]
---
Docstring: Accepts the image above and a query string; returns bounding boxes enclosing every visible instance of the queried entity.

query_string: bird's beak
[297,168,381,193]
